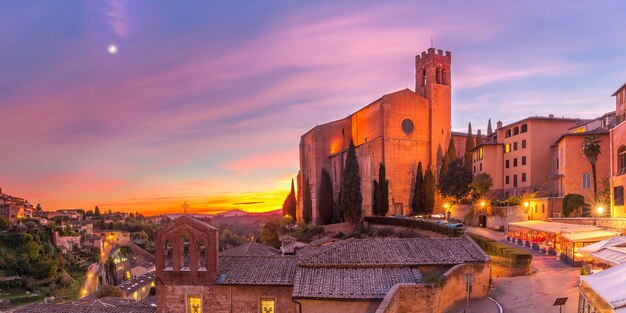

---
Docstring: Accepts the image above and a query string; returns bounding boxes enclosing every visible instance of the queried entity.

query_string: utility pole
[464,272,474,311]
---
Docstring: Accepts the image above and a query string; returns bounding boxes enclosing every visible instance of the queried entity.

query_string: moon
[108,44,118,54]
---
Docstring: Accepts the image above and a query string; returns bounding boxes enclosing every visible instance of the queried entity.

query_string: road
[467,226,581,313]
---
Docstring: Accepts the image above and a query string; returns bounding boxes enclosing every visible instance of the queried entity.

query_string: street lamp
[523,201,530,208]
[444,203,450,220]
[596,206,604,216]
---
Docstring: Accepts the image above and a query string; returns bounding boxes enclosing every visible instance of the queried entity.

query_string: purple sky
[1,1,624,214]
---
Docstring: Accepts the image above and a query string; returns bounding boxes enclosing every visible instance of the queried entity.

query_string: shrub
[364,217,463,237]
[422,273,447,288]
[96,285,123,298]
[468,234,532,268]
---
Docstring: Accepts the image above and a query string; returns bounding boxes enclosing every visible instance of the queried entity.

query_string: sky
[1,0,625,215]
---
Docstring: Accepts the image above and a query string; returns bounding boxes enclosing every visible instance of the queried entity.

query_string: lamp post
[524,201,531,220]
[444,203,450,220]
[594,206,604,226]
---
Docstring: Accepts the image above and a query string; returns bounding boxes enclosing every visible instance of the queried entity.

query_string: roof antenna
[430,37,434,48]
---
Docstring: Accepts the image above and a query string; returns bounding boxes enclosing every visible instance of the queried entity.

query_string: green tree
[96,284,124,298]
[378,163,389,216]
[423,166,436,213]
[438,158,473,204]
[471,173,493,196]
[338,140,362,224]
[260,220,281,248]
[302,177,313,224]
[412,162,425,214]
[582,135,602,201]
[439,138,457,183]
[372,180,380,216]
[94,206,101,218]
[281,179,297,219]
[0,218,9,230]
[319,169,336,224]
[464,122,475,170]
[563,194,585,217]
[475,129,483,147]
[35,204,42,211]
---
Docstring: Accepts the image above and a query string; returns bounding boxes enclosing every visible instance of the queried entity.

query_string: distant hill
[163,209,281,220]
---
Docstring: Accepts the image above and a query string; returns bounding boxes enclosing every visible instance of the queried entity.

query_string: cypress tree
[464,122,475,170]
[378,163,389,216]
[281,179,297,219]
[439,138,457,183]
[412,162,424,214]
[372,180,380,216]
[319,169,335,224]
[475,129,483,147]
[339,140,362,224]
[423,166,436,214]
[302,177,313,224]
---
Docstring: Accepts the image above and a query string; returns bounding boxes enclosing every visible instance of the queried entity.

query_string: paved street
[467,226,581,313]
[444,297,502,313]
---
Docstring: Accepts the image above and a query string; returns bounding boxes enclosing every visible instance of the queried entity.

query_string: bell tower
[415,48,452,171]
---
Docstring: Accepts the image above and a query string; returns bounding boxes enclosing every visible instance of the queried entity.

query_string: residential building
[53,231,81,254]
[155,215,491,313]
[611,83,626,218]
[94,230,132,245]
[473,115,583,199]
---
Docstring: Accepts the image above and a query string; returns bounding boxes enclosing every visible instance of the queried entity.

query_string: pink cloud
[221,149,299,174]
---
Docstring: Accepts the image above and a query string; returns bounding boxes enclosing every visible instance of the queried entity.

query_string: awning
[508,220,601,234]
[590,247,626,266]
[579,237,626,254]
[581,262,626,311]
[562,230,620,243]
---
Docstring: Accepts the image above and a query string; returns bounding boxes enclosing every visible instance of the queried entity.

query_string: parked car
[446,223,465,228]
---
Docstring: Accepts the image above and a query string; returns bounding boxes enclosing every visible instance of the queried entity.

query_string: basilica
[298,47,468,223]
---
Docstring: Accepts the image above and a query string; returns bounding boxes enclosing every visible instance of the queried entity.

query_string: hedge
[468,233,532,269]
[364,217,463,237]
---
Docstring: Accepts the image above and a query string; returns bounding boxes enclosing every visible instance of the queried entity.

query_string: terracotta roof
[280,241,310,254]
[299,237,489,267]
[219,242,280,256]
[216,256,297,285]
[15,297,156,313]
[293,267,421,300]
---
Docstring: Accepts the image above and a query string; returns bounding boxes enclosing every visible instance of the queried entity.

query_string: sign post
[554,297,568,313]
[464,273,474,311]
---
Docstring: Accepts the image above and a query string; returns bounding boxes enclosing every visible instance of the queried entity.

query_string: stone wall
[450,204,527,229]
[322,222,354,235]
[375,262,491,313]
[298,299,381,313]
[156,284,296,313]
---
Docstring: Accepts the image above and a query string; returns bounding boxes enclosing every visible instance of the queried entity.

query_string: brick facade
[298,48,452,223]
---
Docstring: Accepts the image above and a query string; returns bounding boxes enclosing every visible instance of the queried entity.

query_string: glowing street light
[523,201,530,208]
[596,206,604,215]
[480,201,486,207]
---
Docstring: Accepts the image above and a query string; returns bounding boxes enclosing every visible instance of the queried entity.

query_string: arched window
[198,240,206,270]
[181,235,190,270]
[436,68,441,84]
[441,69,447,85]
[422,68,427,87]
[619,146,626,175]
[165,240,173,270]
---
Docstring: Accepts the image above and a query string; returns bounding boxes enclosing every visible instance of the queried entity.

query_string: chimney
[549,114,555,118]
[496,121,503,129]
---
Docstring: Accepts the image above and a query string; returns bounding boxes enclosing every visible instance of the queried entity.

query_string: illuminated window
[188,295,202,313]
[505,144,511,153]
[479,147,484,160]
[260,298,275,313]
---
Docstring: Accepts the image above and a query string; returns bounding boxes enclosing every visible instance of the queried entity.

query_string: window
[514,158,518,167]
[260,298,276,313]
[165,241,173,270]
[513,175,518,187]
[542,204,545,213]
[182,234,190,270]
[522,139,526,149]
[506,176,510,185]
[513,127,520,135]
[522,173,526,182]
[505,129,511,138]
[505,144,511,153]
[473,165,476,174]
[513,142,518,151]
[615,186,625,206]
[479,147,484,160]
[582,173,591,189]
[522,156,527,166]
[198,240,206,270]
[401,119,414,134]
[506,160,510,168]
[619,146,626,175]
[188,295,202,313]
[521,124,528,133]
[480,163,483,171]
[422,68,427,87]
